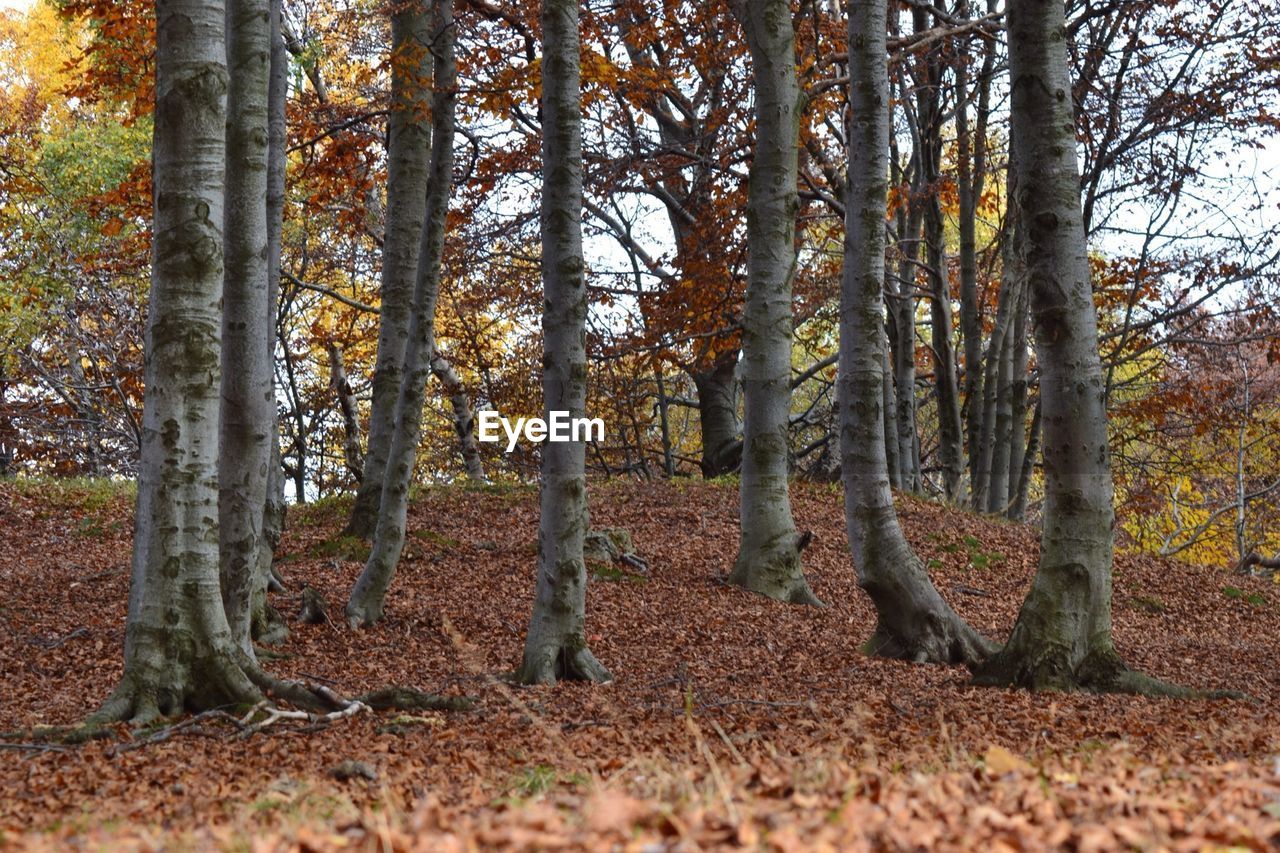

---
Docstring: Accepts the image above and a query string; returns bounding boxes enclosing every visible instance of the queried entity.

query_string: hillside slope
[1,479,1277,848]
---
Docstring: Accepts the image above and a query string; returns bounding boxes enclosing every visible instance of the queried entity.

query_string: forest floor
[1,478,1278,850]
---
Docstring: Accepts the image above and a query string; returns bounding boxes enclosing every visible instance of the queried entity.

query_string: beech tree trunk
[250,0,289,646]
[345,3,433,538]
[913,10,965,504]
[890,195,923,491]
[841,0,993,666]
[346,0,452,628]
[974,0,1166,694]
[92,0,265,725]
[219,0,274,656]
[723,0,820,606]
[516,0,611,683]
[430,349,486,483]
[690,354,742,478]
[328,342,364,481]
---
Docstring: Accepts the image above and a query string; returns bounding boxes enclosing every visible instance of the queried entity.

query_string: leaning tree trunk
[346,0,453,628]
[516,0,611,684]
[429,349,486,483]
[92,0,265,725]
[724,0,820,606]
[345,2,434,538]
[219,0,275,656]
[840,0,993,666]
[973,0,1177,695]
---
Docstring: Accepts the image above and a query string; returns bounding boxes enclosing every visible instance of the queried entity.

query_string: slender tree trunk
[655,367,676,477]
[430,349,486,483]
[1008,397,1038,522]
[914,7,964,502]
[250,0,289,646]
[725,0,820,606]
[841,0,993,666]
[882,336,900,489]
[974,193,1020,512]
[1006,275,1031,505]
[690,354,741,477]
[516,0,611,683]
[346,0,452,628]
[345,2,434,538]
[954,3,984,502]
[92,0,265,725]
[328,342,364,481]
[974,0,1175,695]
[892,198,923,491]
[219,0,275,656]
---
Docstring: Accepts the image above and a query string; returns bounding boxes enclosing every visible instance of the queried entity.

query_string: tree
[839,0,993,665]
[973,0,1173,694]
[347,0,457,628]
[90,0,265,724]
[218,0,274,654]
[345,1,434,538]
[724,0,820,606]
[516,0,611,684]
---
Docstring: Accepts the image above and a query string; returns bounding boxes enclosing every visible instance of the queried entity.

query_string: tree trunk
[429,349,486,483]
[974,192,1021,512]
[909,6,964,502]
[974,0,1167,694]
[219,0,275,656]
[327,342,364,481]
[841,0,993,666]
[690,354,742,477]
[724,0,820,607]
[881,335,900,490]
[345,2,434,538]
[954,3,984,503]
[250,0,289,647]
[1008,397,1039,522]
[346,0,452,628]
[92,0,265,725]
[891,196,923,491]
[516,0,611,684]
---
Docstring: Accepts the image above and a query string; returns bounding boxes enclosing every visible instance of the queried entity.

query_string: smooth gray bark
[346,0,452,628]
[890,195,923,491]
[250,0,288,646]
[219,0,274,656]
[841,0,993,666]
[974,0,1160,693]
[346,3,434,538]
[724,0,820,606]
[92,0,264,725]
[516,0,611,683]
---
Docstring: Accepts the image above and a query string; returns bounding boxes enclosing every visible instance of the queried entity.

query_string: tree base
[973,644,1246,699]
[727,534,823,606]
[345,595,385,629]
[516,643,612,686]
[862,612,997,667]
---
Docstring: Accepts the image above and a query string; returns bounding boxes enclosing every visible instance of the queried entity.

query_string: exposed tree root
[862,612,998,667]
[359,687,475,712]
[517,643,613,686]
[973,645,1253,700]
